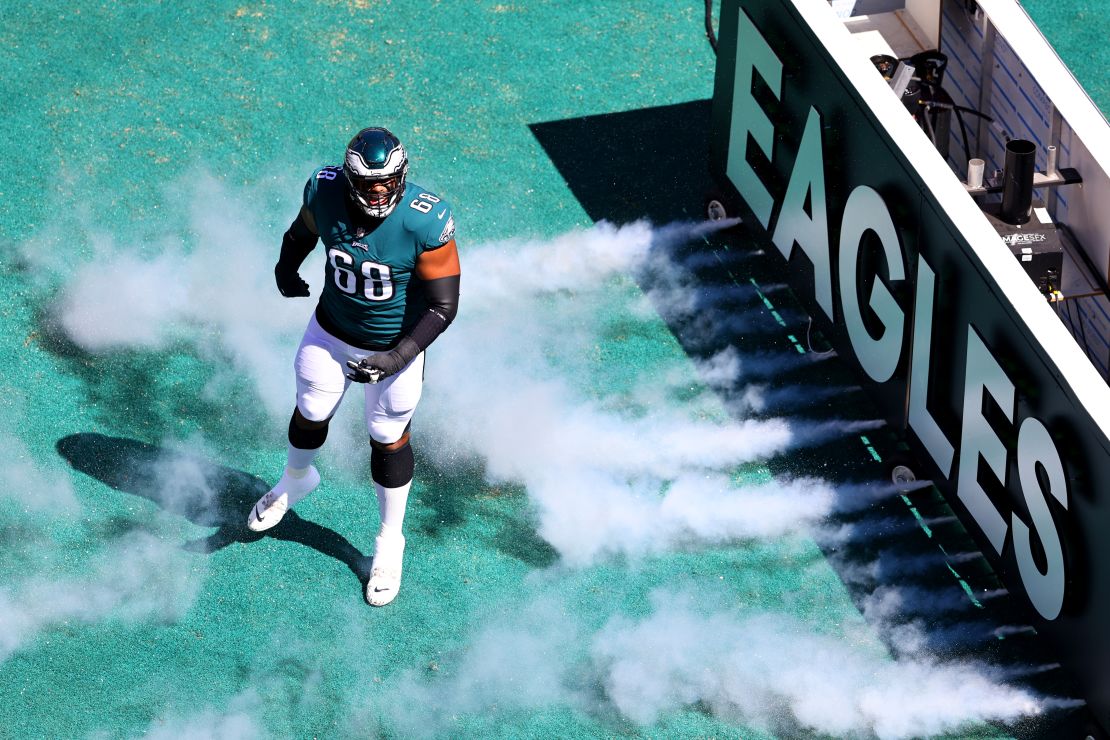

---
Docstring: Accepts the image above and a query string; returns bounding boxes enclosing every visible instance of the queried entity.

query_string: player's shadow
[55,433,373,582]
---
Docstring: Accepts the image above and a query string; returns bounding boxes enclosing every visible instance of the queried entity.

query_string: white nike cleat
[365,534,406,607]
[246,465,321,532]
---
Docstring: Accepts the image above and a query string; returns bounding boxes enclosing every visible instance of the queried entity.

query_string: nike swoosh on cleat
[254,503,266,521]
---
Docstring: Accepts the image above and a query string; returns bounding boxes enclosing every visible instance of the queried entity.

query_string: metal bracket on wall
[1048,104,1064,214]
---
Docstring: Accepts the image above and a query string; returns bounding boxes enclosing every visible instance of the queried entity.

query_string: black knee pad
[288,410,329,450]
[371,439,414,488]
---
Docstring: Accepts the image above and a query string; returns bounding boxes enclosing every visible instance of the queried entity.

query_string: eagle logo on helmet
[344,127,409,219]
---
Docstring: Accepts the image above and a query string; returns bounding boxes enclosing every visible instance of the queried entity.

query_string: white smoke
[0,433,79,513]
[36,180,828,568]
[57,252,193,349]
[41,170,310,417]
[0,530,204,663]
[373,583,1045,739]
[593,591,1042,739]
[140,691,262,740]
[367,595,587,738]
[692,345,744,389]
[528,472,833,565]
[0,433,214,663]
[419,217,846,564]
[466,219,735,301]
[28,178,1054,737]
[863,585,981,623]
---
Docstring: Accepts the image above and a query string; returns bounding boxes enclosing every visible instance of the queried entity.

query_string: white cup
[967,158,985,189]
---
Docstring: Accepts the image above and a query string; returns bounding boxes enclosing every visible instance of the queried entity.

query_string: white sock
[287,443,321,472]
[374,480,411,538]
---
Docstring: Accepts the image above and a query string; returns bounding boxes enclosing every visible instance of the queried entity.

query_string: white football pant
[293,314,424,443]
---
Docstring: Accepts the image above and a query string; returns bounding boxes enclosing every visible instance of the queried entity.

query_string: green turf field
[1,1,1106,738]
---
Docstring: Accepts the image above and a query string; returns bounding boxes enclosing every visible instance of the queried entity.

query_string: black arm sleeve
[390,274,461,363]
[277,212,318,271]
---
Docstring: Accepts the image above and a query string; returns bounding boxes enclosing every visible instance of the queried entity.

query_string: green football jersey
[303,166,456,349]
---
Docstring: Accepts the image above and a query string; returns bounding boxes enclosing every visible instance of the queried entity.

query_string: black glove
[345,351,407,384]
[275,263,310,297]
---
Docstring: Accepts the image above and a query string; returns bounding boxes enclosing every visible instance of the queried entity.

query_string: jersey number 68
[328,249,394,301]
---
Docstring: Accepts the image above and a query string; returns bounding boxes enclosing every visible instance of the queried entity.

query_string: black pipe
[1000,139,1037,225]
[953,105,971,169]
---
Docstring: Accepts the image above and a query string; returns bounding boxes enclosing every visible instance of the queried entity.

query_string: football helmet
[344,127,409,218]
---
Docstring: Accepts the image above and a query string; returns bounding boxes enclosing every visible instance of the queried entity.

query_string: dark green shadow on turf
[414,453,560,568]
[33,306,272,446]
[55,433,373,583]
[529,99,715,226]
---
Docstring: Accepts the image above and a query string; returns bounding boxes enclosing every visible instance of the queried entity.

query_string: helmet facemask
[344,130,409,218]
[347,171,406,218]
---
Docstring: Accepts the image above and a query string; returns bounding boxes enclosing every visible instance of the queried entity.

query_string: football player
[247,127,460,607]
